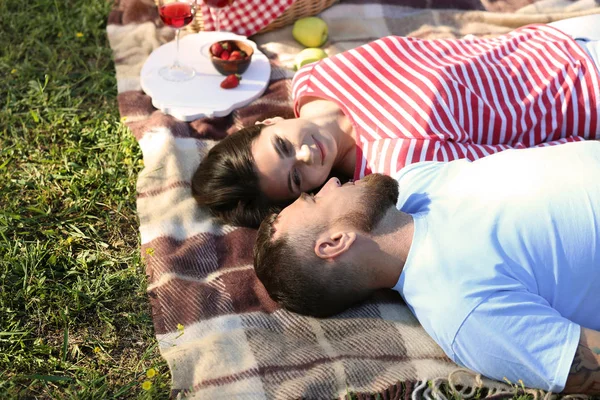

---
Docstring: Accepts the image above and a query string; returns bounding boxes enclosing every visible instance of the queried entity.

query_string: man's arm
[563,327,600,394]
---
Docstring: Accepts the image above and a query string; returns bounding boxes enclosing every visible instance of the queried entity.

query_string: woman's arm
[563,327,600,394]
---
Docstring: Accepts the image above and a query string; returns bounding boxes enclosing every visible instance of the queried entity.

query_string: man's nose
[317,177,341,196]
[295,144,312,165]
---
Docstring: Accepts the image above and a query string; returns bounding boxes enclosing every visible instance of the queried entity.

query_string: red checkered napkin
[200,0,295,37]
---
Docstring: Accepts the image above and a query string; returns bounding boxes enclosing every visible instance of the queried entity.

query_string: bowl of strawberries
[209,40,254,76]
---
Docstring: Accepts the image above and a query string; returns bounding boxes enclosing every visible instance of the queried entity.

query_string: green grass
[0,0,170,397]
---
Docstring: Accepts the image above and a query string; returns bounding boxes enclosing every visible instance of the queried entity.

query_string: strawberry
[220,50,230,60]
[229,50,242,61]
[210,42,223,57]
[210,41,229,57]
[220,74,241,89]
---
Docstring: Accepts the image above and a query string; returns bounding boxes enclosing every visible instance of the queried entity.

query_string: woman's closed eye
[292,168,301,189]
[276,136,291,156]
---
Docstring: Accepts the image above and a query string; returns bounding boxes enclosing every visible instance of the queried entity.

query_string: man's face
[273,173,400,240]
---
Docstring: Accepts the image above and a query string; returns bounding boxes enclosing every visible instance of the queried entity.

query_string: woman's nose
[295,144,312,165]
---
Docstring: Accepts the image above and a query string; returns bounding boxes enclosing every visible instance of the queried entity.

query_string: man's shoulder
[394,159,469,213]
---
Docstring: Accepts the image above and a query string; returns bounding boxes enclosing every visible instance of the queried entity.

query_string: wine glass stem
[215,9,220,32]
[174,28,181,68]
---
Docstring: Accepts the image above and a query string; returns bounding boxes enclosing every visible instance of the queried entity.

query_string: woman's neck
[299,98,357,176]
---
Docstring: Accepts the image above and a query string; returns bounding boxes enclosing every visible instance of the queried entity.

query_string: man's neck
[299,99,356,176]
[369,208,414,289]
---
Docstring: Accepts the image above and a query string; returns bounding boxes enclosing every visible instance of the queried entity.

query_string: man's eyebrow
[299,193,314,203]
[299,193,310,203]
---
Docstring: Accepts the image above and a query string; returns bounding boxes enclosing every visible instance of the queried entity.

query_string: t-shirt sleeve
[291,62,320,117]
[451,290,580,392]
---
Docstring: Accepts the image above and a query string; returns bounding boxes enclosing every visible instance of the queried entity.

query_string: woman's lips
[313,136,325,165]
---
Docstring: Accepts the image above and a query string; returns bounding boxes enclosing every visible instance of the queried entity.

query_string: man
[253,140,600,394]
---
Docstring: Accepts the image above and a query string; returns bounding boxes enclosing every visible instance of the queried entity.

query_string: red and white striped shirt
[292,25,600,180]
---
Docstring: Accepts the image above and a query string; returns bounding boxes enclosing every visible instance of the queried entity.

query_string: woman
[193,23,600,228]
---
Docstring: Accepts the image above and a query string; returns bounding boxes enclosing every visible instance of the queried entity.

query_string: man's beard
[342,173,399,232]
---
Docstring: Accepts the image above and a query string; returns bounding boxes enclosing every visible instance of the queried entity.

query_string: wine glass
[205,0,234,32]
[158,0,198,81]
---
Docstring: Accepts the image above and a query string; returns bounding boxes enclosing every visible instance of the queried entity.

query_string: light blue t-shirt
[392,141,600,392]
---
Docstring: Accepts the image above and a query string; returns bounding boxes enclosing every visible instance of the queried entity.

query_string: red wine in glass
[159,3,194,29]
[157,0,198,81]
[204,0,235,31]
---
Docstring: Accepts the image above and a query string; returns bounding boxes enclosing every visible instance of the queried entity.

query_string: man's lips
[313,136,325,165]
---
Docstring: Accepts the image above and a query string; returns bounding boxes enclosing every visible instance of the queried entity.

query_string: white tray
[140,31,271,122]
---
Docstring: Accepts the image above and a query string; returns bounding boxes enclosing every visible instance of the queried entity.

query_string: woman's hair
[192,124,286,228]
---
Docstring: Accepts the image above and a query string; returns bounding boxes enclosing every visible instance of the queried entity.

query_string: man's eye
[292,169,301,187]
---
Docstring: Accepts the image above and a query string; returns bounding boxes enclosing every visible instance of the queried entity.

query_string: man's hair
[192,124,286,228]
[254,213,375,317]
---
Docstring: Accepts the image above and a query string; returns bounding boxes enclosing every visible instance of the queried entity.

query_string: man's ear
[256,116,284,126]
[314,231,357,260]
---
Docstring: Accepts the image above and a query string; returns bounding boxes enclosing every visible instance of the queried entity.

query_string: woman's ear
[256,116,284,126]
[314,231,357,260]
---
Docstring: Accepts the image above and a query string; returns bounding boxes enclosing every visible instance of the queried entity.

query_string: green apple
[292,17,328,48]
[295,48,328,70]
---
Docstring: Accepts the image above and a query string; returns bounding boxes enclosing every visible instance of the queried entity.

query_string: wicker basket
[157,0,338,35]
[259,0,337,33]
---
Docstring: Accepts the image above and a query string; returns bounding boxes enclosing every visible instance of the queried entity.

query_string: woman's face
[251,117,338,202]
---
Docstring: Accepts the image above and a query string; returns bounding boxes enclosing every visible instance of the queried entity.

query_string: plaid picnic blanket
[107,0,600,398]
